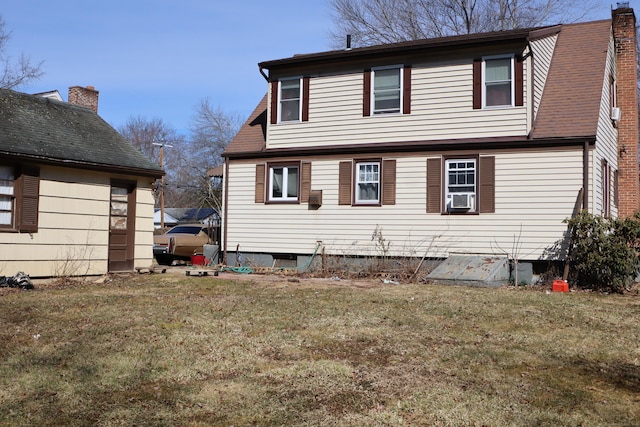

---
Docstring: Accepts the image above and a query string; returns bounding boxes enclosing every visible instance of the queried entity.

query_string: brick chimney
[68,85,99,113]
[613,5,639,217]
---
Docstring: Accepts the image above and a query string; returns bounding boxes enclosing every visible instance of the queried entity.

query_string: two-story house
[221,7,639,271]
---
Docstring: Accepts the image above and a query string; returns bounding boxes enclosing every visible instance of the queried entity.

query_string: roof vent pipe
[346,34,352,50]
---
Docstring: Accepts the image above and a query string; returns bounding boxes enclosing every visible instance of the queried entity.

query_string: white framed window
[355,161,380,204]
[0,166,15,227]
[372,66,402,114]
[279,78,302,122]
[445,158,476,211]
[269,164,299,202]
[483,55,514,108]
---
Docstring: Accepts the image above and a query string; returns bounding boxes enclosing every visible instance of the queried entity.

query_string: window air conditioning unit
[611,107,621,121]
[451,193,471,209]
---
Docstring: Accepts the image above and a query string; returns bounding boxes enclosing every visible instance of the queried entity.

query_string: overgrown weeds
[0,274,638,426]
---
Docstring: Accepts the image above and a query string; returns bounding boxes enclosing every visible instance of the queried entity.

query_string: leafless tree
[0,15,43,89]
[189,98,242,169]
[182,99,242,209]
[118,116,189,207]
[329,0,602,47]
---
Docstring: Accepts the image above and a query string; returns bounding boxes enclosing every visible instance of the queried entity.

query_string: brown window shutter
[614,169,619,206]
[515,56,524,107]
[255,164,266,203]
[338,161,352,205]
[426,158,442,213]
[302,77,310,122]
[363,70,371,116]
[382,159,396,205]
[403,66,411,114]
[479,156,495,213]
[301,162,311,203]
[17,167,40,232]
[473,59,482,109]
[270,81,278,124]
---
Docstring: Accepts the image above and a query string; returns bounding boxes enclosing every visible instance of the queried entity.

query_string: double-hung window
[355,161,380,204]
[483,56,514,107]
[279,78,302,122]
[373,67,402,114]
[269,163,299,202]
[445,159,476,212]
[0,166,15,227]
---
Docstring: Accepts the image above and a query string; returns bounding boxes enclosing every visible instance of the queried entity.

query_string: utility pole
[152,141,173,229]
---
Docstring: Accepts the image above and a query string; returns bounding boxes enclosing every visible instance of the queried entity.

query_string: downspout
[222,156,230,265]
[583,141,589,210]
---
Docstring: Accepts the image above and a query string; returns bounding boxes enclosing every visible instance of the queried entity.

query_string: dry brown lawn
[0,271,639,426]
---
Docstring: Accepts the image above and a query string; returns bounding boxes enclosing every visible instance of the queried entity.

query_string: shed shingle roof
[0,89,163,177]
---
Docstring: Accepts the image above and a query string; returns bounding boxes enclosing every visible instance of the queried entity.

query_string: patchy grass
[0,273,639,426]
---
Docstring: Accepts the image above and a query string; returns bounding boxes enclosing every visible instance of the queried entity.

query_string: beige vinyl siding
[0,166,155,277]
[225,148,582,261]
[266,57,530,149]
[530,33,558,118]
[594,34,618,217]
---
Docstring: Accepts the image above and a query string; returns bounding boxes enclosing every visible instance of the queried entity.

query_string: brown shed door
[108,185,136,272]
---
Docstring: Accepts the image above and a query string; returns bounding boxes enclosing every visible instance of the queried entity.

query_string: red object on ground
[552,280,569,292]
[191,254,206,265]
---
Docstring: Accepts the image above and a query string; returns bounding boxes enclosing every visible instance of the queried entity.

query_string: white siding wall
[267,57,530,149]
[530,33,558,118]
[0,166,155,277]
[226,148,583,261]
[594,34,619,217]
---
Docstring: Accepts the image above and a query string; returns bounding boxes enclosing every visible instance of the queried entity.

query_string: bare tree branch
[330,0,603,47]
[0,15,44,89]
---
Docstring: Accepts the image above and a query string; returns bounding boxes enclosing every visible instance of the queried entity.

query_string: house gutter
[259,66,269,82]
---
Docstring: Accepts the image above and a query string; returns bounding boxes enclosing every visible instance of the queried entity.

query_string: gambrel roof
[0,88,163,178]
[224,19,613,157]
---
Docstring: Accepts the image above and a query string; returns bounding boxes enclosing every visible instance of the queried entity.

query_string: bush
[565,211,640,293]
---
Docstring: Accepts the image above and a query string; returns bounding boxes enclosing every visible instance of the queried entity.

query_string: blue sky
[2,0,331,134]
[0,0,631,135]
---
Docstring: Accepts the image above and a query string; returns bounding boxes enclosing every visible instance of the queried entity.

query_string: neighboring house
[153,207,220,229]
[0,86,163,277]
[221,7,639,269]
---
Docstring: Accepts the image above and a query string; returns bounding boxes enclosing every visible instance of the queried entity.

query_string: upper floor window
[473,55,522,109]
[0,166,15,227]
[364,66,411,116]
[484,56,513,107]
[373,67,402,114]
[445,159,477,212]
[269,163,299,202]
[279,78,302,122]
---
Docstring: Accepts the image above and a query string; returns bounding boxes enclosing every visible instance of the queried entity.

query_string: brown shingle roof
[223,95,267,156]
[531,19,612,139]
